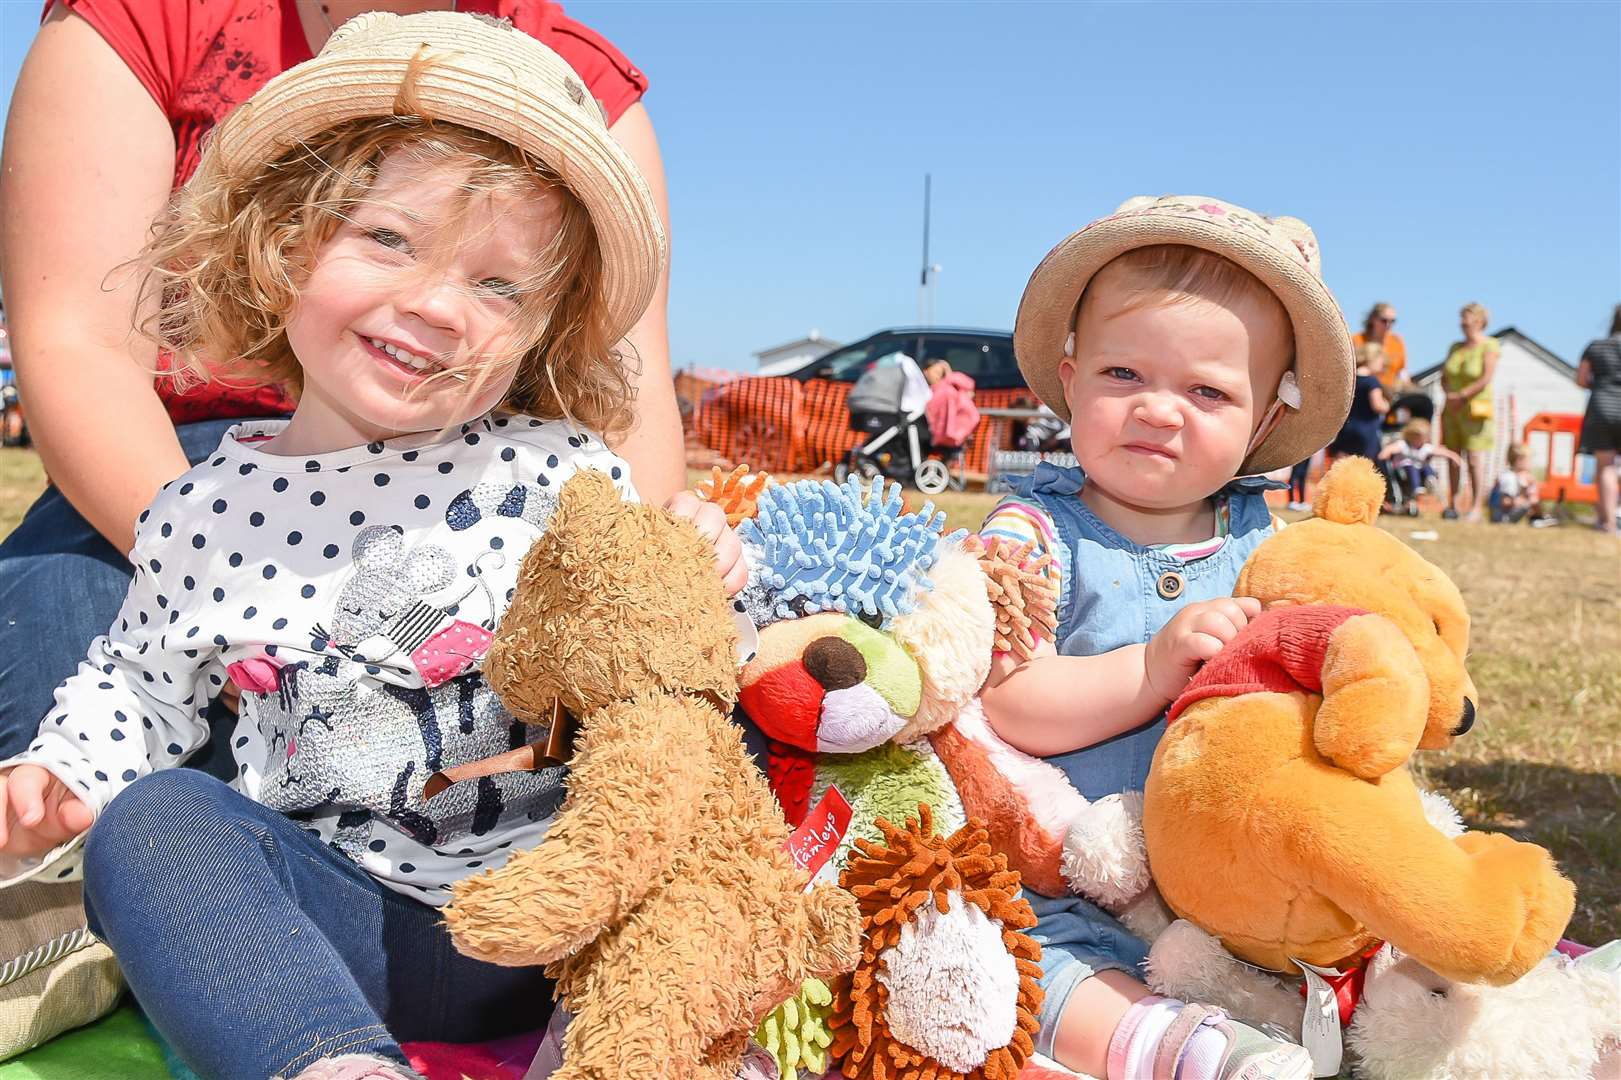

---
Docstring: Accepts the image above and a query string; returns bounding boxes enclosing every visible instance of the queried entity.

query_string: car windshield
[820,343,887,381]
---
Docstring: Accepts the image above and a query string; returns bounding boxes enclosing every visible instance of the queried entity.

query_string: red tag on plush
[785,786,852,883]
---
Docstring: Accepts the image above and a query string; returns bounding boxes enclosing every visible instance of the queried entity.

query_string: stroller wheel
[836,451,880,487]
[914,458,951,495]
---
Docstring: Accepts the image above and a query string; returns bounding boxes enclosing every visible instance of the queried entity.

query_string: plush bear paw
[1061,791,1151,911]
[1453,831,1576,984]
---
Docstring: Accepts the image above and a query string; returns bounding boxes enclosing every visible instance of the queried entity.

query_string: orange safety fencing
[683,370,1033,476]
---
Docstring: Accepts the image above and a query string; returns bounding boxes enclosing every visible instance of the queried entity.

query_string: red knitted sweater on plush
[1167,606,1366,724]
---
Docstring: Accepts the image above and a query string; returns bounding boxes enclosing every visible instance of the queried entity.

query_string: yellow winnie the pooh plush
[442,470,860,1079]
[1143,457,1574,987]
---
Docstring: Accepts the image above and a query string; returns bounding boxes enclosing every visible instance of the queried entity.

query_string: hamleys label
[785,786,853,889]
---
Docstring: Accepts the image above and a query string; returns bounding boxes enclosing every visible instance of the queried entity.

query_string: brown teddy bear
[441,469,860,1079]
[1142,457,1575,987]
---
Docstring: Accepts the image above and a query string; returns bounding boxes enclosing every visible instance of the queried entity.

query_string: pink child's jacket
[926,371,981,448]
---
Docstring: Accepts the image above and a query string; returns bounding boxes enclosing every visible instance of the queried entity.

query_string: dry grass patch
[0,448,45,537]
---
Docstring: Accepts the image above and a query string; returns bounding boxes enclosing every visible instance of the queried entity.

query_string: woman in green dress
[1441,302,1501,522]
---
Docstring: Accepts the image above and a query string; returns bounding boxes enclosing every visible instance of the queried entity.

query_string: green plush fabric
[814,741,965,873]
[0,1004,172,1080]
[838,622,921,717]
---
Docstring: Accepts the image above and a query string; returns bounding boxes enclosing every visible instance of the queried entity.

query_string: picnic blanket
[0,1003,1090,1079]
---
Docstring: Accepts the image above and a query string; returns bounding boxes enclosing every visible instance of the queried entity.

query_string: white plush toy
[935,722,1621,1080]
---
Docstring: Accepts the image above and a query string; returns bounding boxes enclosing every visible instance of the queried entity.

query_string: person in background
[1327,341,1389,463]
[923,358,982,450]
[1376,418,1459,516]
[1352,301,1407,390]
[0,0,681,766]
[1487,444,1551,526]
[1440,302,1501,522]
[1285,452,1315,512]
[1576,304,1621,536]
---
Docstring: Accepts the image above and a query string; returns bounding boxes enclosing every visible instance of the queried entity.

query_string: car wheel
[914,459,951,495]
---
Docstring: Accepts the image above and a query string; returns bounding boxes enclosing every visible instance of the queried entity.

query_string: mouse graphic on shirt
[242,482,565,853]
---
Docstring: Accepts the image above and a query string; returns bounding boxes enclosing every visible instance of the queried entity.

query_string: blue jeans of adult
[84,769,555,1080]
[0,419,253,777]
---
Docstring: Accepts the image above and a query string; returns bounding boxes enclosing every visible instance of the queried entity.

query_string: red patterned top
[53,0,648,424]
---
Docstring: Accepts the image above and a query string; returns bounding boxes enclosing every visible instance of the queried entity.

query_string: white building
[753,330,842,377]
[1411,326,1584,486]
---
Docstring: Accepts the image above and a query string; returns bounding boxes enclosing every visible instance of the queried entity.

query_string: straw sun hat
[1014,195,1354,475]
[202,10,665,345]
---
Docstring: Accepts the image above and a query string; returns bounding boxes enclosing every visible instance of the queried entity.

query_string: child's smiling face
[1058,268,1293,514]
[279,149,562,452]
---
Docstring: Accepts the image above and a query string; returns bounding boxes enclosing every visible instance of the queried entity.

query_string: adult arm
[606,103,683,506]
[1576,355,1593,390]
[0,5,184,557]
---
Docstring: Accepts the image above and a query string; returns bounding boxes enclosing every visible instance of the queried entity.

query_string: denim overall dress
[1005,462,1278,1049]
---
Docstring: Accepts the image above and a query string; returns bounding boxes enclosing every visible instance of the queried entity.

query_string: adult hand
[664,491,748,596]
[0,765,94,858]
[1143,596,1263,704]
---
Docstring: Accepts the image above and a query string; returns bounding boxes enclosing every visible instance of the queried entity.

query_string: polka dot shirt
[3,414,634,902]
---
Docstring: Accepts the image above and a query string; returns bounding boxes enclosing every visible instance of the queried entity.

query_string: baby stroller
[835,353,969,495]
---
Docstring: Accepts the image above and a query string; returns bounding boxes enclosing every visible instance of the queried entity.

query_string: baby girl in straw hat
[0,13,744,1080]
[978,196,1354,1080]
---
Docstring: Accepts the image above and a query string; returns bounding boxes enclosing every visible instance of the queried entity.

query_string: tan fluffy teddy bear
[441,469,860,1079]
[1142,457,1575,987]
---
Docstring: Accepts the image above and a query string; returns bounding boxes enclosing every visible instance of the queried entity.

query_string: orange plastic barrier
[1522,413,1596,505]
[688,375,1034,476]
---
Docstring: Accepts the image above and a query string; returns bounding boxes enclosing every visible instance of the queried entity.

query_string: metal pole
[917,173,931,324]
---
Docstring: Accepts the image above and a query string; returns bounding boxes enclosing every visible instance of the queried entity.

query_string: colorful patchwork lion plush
[441,470,861,1080]
[723,476,1049,1080]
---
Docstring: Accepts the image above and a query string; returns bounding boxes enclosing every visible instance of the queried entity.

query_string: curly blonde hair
[139,93,634,436]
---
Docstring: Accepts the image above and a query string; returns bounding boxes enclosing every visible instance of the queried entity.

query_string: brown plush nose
[1453,698,1476,736]
[803,637,866,691]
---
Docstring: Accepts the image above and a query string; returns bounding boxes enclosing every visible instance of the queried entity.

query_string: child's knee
[84,770,250,895]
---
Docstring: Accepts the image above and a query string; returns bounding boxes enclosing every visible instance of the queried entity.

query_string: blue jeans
[1025,889,1150,1057]
[0,419,253,777]
[84,770,555,1080]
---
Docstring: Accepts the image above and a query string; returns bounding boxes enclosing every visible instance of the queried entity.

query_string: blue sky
[3,1,1618,374]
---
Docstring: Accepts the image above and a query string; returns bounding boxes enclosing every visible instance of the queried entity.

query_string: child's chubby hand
[663,491,748,596]
[0,764,94,858]
[1144,596,1263,703]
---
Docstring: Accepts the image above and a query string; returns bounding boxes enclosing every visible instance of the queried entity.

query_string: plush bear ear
[1312,456,1386,526]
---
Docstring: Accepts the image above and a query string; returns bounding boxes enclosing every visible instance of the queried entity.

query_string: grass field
[6,448,1619,942]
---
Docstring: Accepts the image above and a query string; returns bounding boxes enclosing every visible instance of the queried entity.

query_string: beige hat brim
[1014,211,1353,475]
[203,12,665,346]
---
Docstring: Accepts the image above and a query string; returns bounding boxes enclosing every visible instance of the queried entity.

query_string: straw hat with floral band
[1014,195,1354,476]
[199,9,665,347]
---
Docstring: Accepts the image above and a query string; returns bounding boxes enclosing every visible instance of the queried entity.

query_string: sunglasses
[1374,315,1397,325]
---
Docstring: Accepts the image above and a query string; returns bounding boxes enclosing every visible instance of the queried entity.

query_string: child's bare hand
[664,491,748,596]
[1144,596,1263,703]
[0,765,93,858]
